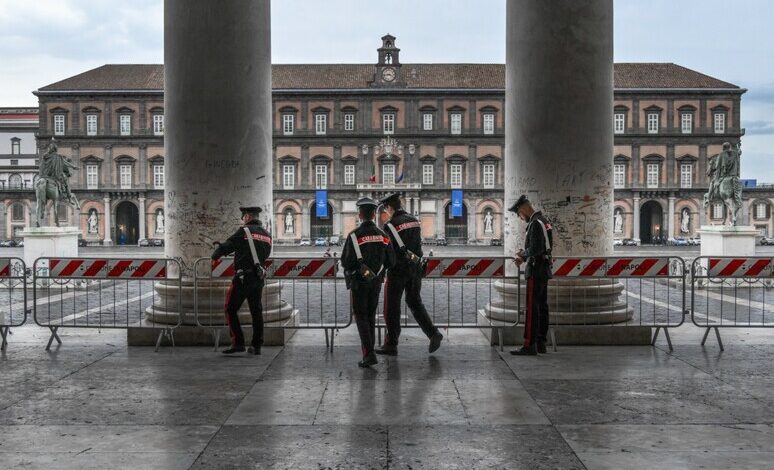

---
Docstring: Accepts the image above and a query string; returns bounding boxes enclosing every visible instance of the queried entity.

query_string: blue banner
[451,190,463,218]
[741,179,757,188]
[315,190,328,218]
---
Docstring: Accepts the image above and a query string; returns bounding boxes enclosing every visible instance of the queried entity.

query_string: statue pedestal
[20,226,80,270]
[699,225,758,257]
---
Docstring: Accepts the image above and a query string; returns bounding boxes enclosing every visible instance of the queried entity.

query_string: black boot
[248,345,261,355]
[358,352,378,368]
[537,341,547,354]
[375,344,398,356]
[510,345,537,356]
[429,331,443,353]
[221,345,246,355]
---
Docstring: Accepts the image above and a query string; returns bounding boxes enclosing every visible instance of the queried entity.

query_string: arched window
[8,174,22,189]
[11,203,24,222]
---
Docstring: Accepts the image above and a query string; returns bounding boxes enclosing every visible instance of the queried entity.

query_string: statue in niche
[87,208,99,234]
[284,210,294,234]
[614,209,624,234]
[155,209,164,234]
[483,209,494,234]
[680,208,691,234]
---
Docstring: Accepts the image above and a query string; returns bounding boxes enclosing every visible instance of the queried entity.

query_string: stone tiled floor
[2,324,774,469]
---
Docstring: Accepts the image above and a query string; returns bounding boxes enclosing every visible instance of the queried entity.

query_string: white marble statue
[87,209,99,234]
[284,211,294,234]
[680,208,691,234]
[155,209,164,234]
[483,210,494,234]
[614,209,623,234]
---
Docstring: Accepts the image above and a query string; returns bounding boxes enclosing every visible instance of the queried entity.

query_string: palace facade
[3,36,771,244]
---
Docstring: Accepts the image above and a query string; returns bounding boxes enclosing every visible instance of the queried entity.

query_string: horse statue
[703,142,743,226]
[34,139,80,227]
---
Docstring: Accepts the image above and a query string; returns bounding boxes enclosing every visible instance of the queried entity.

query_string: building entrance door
[640,200,663,244]
[115,201,139,245]
[444,202,468,244]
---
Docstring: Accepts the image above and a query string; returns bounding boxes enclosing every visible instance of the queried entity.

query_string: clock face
[382,67,396,82]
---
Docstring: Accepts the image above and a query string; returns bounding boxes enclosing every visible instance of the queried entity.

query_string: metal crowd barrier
[32,257,182,351]
[547,256,687,351]
[194,257,349,351]
[691,256,774,351]
[375,257,516,349]
[0,257,28,350]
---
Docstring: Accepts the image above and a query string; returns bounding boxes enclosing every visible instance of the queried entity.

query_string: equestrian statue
[34,138,80,227]
[704,141,743,226]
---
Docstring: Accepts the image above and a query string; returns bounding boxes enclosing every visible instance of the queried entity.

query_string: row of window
[83,163,164,190]
[53,114,164,137]
[281,162,496,189]
[8,138,21,155]
[281,111,496,136]
[613,162,694,189]
[614,110,726,135]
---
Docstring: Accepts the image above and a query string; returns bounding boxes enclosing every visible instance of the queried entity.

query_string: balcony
[356,182,422,191]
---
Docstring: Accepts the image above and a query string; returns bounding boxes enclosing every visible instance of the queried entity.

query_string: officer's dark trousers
[524,276,549,348]
[224,273,264,348]
[351,280,382,357]
[384,270,438,346]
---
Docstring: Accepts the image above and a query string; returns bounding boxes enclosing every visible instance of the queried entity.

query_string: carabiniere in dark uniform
[211,206,272,356]
[376,193,443,356]
[509,195,554,356]
[341,197,395,368]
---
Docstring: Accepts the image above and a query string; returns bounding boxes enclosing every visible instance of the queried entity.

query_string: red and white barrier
[267,258,337,278]
[424,258,504,278]
[707,258,774,278]
[209,258,337,279]
[48,258,167,278]
[0,259,11,277]
[552,257,670,278]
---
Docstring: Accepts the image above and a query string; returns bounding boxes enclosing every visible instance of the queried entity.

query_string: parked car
[152,238,164,247]
[299,238,311,246]
[0,240,17,247]
[138,239,151,247]
[622,238,638,246]
[613,239,623,247]
[314,237,327,247]
[435,236,448,246]
[16,240,23,247]
[761,237,774,246]
[490,238,502,246]
[328,235,341,246]
[78,239,88,247]
[673,237,689,246]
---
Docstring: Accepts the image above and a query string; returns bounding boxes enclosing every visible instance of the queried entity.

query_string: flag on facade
[369,164,376,182]
[396,171,404,183]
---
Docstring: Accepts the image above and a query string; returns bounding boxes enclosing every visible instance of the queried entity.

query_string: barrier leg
[45,326,61,351]
[0,326,8,350]
[651,326,661,346]
[497,328,503,352]
[701,327,712,346]
[549,327,558,352]
[713,327,724,351]
[155,328,174,352]
[330,329,335,352]
[324,328,330,349]
[155,329,164,352]
[663,328,673,352]
[212,329,221,352]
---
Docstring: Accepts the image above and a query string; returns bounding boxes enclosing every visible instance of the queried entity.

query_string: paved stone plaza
[2,322,774,469]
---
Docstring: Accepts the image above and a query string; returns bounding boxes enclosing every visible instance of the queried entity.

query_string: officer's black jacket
[211,220,272,272]
[522,211,553,278]
[341,220,395,279]
[384,209,423,272]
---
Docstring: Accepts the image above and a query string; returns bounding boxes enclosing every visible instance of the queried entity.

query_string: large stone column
[102,196,112,245]
[145,0,292,335]
[633,195,641,241]
[138,196,146,241]
[668,195,676,239]
[485,0,634,334]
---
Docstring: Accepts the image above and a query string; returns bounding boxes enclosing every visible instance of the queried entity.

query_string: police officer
[509,195,553,356]
[376,193,443,356]
[211,206,272,355]
[341,197,395,367]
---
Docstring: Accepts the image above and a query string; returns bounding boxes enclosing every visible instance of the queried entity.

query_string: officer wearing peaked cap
[211,206,272,356]
[509,195,554,356]
[376,192,442,356]
[341,197,395,368]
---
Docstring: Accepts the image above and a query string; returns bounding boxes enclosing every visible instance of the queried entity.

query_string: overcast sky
[0,0,771,180]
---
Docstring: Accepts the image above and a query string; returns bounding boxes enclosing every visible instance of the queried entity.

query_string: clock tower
[373,34,403,87]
